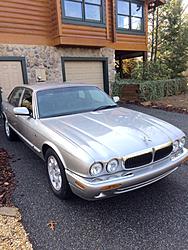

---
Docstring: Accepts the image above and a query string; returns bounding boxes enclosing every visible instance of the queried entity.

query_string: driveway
[1,105,188,250]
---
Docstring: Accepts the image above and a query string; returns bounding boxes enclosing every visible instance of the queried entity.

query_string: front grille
[124,152,153,169]
[154,144,173,162]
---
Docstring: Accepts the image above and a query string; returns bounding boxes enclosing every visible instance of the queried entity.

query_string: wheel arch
[2,112,7,121]
[42,141,68,169]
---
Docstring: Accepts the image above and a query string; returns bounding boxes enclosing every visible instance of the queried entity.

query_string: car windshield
[37,86,117,118]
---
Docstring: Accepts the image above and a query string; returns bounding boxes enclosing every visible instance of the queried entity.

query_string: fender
[42,141,68,170]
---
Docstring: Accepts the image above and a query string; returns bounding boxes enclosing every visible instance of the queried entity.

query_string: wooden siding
[49,0,59,38]
[60,24,108,47]
[0,0,52,45]
[113,0,148,51]
[58,0,147,51]
[0,0,151,51]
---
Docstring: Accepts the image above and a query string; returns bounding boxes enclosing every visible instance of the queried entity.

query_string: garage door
[0,61,24,100]
[64,61,104,90]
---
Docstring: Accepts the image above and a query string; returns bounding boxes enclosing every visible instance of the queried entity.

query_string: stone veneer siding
[0,44,115,92]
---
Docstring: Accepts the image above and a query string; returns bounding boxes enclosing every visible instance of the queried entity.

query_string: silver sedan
[2,84,188,200]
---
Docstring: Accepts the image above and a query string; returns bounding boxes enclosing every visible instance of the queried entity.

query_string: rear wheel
[4,116,18,141]
[45,149,72,200]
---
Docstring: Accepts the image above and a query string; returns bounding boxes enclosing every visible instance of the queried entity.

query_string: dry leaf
[47,220,56,231]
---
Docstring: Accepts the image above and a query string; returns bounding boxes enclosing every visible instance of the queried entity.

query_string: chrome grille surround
[124,142,173,170]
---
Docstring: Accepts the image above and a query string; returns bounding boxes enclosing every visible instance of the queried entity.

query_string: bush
[112,74,139,96]
[140,78,187,101]
[112,76,187,101]
[131,61,172,81]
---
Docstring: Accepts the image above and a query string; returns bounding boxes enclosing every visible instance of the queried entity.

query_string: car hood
[41,107,184,161]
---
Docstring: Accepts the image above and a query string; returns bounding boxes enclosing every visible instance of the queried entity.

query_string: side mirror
[13,107,30,116]
[113,96,120,103]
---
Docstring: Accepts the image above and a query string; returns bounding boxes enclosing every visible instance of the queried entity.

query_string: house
[0,0,164,99]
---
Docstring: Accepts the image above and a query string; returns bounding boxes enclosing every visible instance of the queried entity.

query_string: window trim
[116,0,145,34]
[61,0,106,27]
[8,87,25,107]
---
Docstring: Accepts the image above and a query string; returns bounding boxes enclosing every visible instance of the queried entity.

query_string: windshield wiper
[93,104,118,111]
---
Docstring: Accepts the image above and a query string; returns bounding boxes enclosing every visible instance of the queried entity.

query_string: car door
[5,87,24,130]
[18,88,41,152]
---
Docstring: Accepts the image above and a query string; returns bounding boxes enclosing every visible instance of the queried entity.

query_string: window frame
[8,87,24,108]
[116,0,145,35]
[20,88,33,114]
[61,0,106,27]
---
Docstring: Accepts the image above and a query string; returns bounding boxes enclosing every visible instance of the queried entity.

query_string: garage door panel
[64,61,104,90]
[0,61,23,100]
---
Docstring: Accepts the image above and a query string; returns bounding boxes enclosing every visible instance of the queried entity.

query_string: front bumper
[66,148,188,200]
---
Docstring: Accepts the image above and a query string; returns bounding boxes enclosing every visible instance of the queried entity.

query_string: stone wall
[0,44,115,92]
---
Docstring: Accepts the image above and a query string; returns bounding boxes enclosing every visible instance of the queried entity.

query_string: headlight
[179,137,186,148]
[106,159,119,173]
[173,140,179,153]
[90,162,103,176]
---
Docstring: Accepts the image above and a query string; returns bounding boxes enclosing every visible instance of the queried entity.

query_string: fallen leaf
[47,220,57,231]
[0,194,5,201]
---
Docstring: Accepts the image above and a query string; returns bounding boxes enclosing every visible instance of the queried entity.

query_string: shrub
[112,76,187,101]
[131,61,172,81]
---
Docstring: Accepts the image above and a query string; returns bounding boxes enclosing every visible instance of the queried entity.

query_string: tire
[45,148,72,200]
[3,116,18,141]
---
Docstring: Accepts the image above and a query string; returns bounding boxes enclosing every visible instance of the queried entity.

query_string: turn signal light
[75,181,86,190]
[101,184,121,191]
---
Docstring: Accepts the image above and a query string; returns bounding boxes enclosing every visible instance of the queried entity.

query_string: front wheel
[4,116,18,141]
[45,149,72,200]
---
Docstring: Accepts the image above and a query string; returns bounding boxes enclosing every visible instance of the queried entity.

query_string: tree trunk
[119,58,124,79]
[150,5,156,62]
[154,1,159,62]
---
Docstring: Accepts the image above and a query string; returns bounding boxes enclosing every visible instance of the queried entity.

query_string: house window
[63,0,104,23]
[117,0,144,32]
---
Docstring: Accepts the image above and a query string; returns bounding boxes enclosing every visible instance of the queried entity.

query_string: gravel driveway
[0,105,188,250]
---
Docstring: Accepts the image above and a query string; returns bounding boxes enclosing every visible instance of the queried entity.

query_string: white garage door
[64,61,104,90]
[0,61,24,100]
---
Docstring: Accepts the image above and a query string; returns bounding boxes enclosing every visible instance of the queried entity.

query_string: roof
[16,82,97,92]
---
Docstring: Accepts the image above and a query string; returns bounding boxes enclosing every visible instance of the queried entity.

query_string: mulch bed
[121,92,188,115]
[140,102,188,114]
[0,149,33,249]
[0,149,15,207]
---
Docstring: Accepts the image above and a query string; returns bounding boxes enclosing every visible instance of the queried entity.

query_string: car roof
[15,82,98,92]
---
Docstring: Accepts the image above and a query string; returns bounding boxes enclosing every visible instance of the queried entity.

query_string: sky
[182,0,188,14]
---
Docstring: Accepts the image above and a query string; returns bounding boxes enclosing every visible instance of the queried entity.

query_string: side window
[21,89,33,113]
[8,88,24,107]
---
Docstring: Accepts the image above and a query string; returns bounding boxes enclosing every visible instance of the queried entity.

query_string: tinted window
[37,86,117,118]
[8,88,23,107]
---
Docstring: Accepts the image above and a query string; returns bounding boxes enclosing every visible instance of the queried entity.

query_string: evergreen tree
[157,0,188,78]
